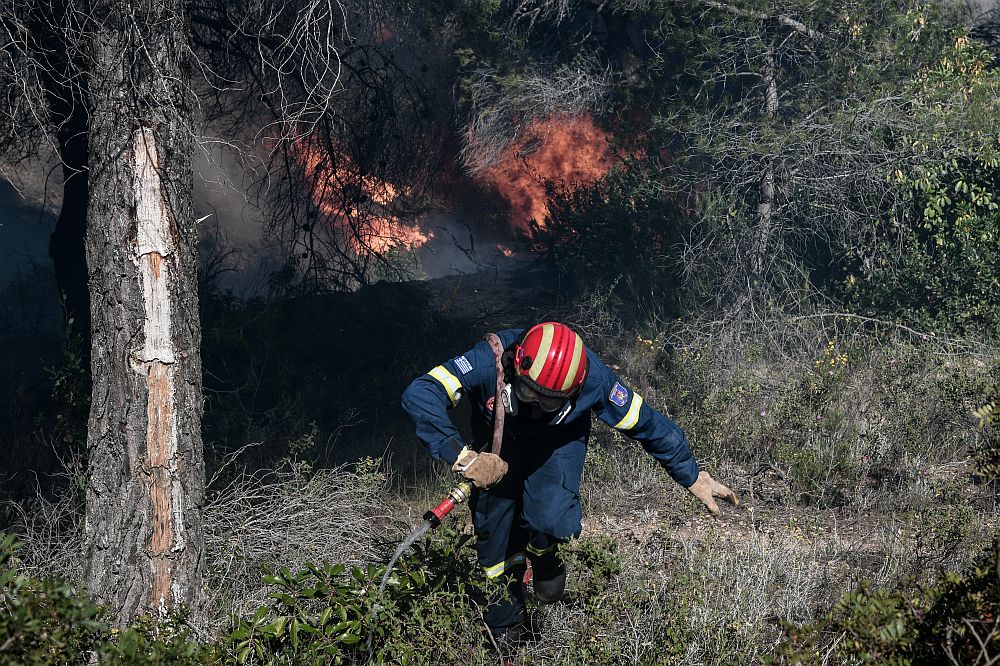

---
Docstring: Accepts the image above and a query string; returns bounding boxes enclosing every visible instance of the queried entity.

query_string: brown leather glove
[687,471,740,517]
[451,447,508,488]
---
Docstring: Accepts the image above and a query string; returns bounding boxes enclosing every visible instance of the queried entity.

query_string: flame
[496,243,514,257]
[294,139,431,254]
[476,114,618,232]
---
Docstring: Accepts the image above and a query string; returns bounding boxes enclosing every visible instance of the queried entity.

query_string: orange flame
[477,114,618,232]
[294,139,431,254]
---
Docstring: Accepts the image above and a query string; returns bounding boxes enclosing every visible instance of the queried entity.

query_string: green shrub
[229,524,489,665]
[103,612,221,665]
[0,532,218,665]
[975,387,999,480]
[774,543,1000,665]
[0,533,103,665]
[845,36,1000,338]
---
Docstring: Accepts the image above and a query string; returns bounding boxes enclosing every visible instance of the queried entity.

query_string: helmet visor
[514,379,567,413]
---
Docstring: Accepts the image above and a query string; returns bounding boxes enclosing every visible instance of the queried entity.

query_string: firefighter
[401,322,738,644]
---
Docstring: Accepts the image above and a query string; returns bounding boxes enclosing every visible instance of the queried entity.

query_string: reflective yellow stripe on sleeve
[428,365,462,407]
[613,393,644,431]
[483,552,526,579]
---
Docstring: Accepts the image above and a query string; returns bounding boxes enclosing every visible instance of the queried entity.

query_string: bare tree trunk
[752,40,778,278]
[25,0,93,345]
[83,0,205,627]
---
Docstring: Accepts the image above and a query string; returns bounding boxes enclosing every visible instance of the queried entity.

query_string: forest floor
[5,259,997,664]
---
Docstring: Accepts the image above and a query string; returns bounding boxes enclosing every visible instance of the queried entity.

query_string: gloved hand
[451,447,508,488]
[687,471,740,517]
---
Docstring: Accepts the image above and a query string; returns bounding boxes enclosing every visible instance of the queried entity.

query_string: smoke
[193,144,283,297]
[0,178,56,286]
[0,169,62,399]
[414,212,527,278]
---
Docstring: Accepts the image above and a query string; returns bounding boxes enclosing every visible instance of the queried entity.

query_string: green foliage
[229,524,488,665]
[847,36,1000,336]
[774,545,1000,665]
[0,533,103,665]
[543,536,687,666]
[973,386,999,480]
[537,165,690,313]
[976,393,998,428]
[564,535,622,586]
[103,612,221,666]
[0,532,218,665]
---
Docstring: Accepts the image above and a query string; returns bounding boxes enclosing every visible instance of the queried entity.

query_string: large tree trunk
[83,0,205,627]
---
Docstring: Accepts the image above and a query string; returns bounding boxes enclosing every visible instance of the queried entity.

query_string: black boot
[529,548,566,604]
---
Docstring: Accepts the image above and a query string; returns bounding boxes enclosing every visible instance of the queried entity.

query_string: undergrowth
[3,289,998,665]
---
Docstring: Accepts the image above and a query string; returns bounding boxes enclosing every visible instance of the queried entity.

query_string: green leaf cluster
[774,547,1000,665]
[228,524,489,665]
[847,36,1000,336]
[0,533,103,665]
[0,533,218,665]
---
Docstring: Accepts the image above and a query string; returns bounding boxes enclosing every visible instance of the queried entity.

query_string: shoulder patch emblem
[609,382,629,407]
[454,355,474,375]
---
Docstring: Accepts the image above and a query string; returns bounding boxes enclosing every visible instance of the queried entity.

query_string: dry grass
[5,485,84,583]
[7,462,405,627]
[202,464,401,623]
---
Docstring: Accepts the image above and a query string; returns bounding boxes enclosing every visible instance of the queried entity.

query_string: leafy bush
[0,532,218,665]
[774,545,999,665]
[845,36,1000,337]
[974,387,999,479]
[103,612,221,666]
[229,524,490,665]
[0,532,103,664]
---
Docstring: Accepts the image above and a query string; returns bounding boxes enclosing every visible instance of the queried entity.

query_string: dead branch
[699,0,821,39]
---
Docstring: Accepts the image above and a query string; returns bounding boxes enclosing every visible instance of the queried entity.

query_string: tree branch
[699,0,821,39]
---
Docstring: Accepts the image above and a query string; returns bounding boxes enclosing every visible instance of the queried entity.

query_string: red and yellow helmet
[512,322,588,410]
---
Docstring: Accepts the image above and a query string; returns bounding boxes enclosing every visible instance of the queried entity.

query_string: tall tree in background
[1,2,91,342]
[82,0,206,625]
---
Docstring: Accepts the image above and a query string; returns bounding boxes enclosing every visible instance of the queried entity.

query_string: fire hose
[420,331,506,529]
[423,479,474,528]
[367,334,508,655]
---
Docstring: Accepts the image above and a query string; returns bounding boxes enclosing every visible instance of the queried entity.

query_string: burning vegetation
[476,114,620,233]
[294,139,432,256]
[287,114,619,269]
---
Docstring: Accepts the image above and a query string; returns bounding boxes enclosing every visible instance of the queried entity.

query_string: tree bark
[752,40,778,278]
[83,0,205,627]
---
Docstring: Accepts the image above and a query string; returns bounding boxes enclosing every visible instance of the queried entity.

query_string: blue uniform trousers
[470,436,586,634]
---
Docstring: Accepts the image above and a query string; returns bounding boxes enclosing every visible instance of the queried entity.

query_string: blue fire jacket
[401,329,700,487]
